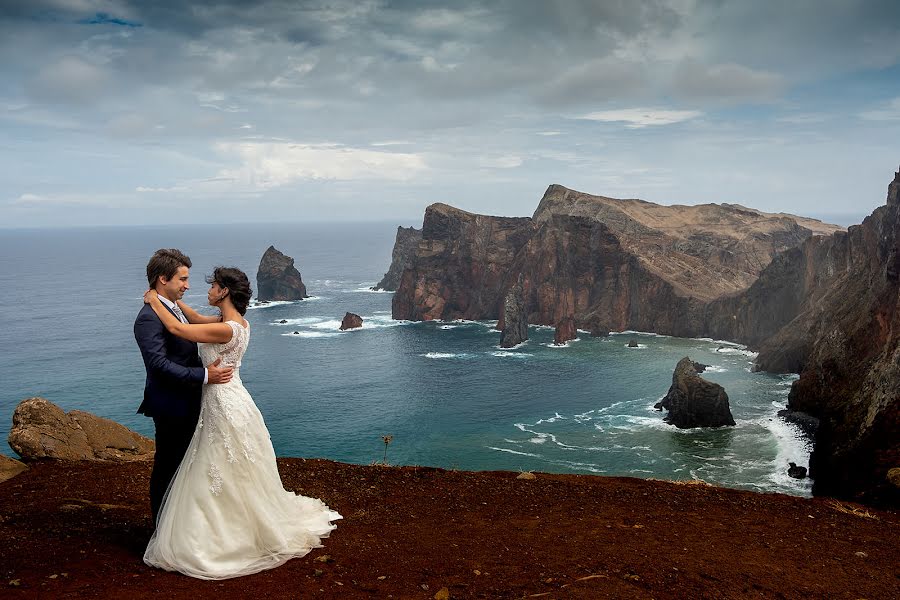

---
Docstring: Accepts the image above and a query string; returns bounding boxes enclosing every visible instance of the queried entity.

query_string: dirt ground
[0,459,897,599]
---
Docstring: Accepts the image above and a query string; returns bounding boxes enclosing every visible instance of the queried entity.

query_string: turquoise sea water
[0,223,811,497]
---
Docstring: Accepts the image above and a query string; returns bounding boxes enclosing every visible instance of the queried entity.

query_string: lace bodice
[199,320,250,369]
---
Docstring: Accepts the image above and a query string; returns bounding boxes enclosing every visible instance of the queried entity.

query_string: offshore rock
[499,275,528,348]
[788,462,808,479]
[256,246,309,301]
[554,316,577,345]
[8,398,154,462]
[374,226,422,291]
[340,312,363,330]
[753,166,900,504]
[658,357,735,429]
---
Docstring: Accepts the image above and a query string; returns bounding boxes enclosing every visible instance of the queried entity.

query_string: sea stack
[499,275,528,348]
[256,246,308,301]
[373,226,422,291]
[340,312,363,330]
[657,357,736,429]
[554,316,577,345]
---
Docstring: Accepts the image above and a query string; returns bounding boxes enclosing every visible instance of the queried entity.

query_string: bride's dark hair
[206,267,252,315]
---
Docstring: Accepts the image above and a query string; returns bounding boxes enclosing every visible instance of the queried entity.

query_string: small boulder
[0,455,28,483]
[886,467,900,489]
[692,361,708,373]
[658,357,736,429]
[340,312,363,330]
[279,319,287,324]
[8,397,155,462]
[788,462,808,479]
[628,339,639,348]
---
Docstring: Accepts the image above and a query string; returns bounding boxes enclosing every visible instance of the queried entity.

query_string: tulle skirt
[144,376,341,579]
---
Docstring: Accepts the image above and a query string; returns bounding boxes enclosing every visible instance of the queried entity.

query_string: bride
[142,266,341,579]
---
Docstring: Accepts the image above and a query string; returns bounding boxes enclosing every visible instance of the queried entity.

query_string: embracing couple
[133,248,341,580]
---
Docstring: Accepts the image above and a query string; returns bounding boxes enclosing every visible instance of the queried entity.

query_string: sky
[2,0,900,229]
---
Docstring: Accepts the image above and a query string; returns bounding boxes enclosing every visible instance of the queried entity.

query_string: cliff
[388,174,900,503]
[392,187,842,336]
[750,168,900,504]
[373,226,421,291]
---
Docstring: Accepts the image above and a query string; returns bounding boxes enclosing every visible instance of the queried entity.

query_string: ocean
[0,223,811,497]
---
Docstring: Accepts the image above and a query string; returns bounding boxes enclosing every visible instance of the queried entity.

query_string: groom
[134,248,233,523]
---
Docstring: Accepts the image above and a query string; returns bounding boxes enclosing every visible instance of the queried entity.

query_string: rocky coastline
[387,169,900,505]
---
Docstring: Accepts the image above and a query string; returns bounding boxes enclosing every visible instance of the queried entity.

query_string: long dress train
[144,320,341,579]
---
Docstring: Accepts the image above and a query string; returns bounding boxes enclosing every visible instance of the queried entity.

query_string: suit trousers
[150,413,199,524]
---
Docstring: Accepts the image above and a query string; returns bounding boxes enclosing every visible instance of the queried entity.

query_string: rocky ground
[1,459,897,599]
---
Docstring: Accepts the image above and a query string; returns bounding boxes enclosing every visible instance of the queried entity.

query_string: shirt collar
[157,294,177,311]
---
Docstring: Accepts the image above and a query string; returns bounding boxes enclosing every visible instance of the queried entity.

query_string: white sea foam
[761,410,813,494]
[625,343,647,349]
[491,351,533,358]
[704,365,728,373]
[714,346,758,357]
[352,286,393,293]
[542,339,578,348]
[272,317,328,326]
[534,413,565,424]
[247,300,296,310]
[487,447,541,458]
[422,352,473,359]
[494,341,528,350]
[616,330,670,338]
[281,331,342,338]
[439,325,458,329]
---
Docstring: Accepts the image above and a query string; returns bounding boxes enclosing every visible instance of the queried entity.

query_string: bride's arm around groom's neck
[177,300,223,325]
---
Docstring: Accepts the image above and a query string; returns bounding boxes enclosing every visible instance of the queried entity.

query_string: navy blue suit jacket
[134,303,204,419]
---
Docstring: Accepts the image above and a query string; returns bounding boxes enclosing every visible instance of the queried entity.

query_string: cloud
[25,55,109,105]
[479,155,523,169]
[10,192,132,207]
[672,60,783,101]
[859,97,900,121]
[578,108,702,128]
[216,141,428,188]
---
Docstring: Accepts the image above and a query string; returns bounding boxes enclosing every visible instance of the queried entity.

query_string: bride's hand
[143,290,158,305]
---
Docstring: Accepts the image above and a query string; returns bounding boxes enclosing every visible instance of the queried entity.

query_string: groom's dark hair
[147,248,192,288]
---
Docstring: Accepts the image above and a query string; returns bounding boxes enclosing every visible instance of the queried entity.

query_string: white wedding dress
[144,320,341,579]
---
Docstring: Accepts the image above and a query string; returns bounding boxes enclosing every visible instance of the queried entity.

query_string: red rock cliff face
[749,168,900,504]
[392,187,837,337]
[391,203,533,321]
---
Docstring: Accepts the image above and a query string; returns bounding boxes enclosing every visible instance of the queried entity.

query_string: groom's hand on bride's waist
[207,358,234,384]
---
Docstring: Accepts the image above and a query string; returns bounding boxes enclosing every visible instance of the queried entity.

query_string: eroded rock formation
[752,167,900,504]
[340,312,363,330]
[499,275,528,348]
[374,226,422,291]
[387,171,900,503]
[392,187,841,337]
[8,398,154,462]
[657,357,736,429]
[257,246,308,301]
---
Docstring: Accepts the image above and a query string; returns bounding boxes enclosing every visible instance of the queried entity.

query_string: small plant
[381,434,393,465]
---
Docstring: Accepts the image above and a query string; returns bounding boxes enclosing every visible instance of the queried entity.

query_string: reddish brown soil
[0,459,897,599]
